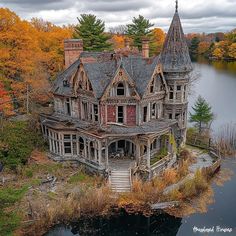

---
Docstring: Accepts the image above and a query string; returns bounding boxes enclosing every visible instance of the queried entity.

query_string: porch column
[98,140,102,165]
[88,141,91,160]
[105,140,109,168]
[147,139,151,169]
[84,138,88,159]
[136,143,141,164]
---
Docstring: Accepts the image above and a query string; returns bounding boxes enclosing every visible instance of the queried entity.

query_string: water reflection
[45,213,182,236]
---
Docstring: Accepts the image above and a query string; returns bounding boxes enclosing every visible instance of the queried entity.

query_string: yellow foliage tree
[228,43,236,59]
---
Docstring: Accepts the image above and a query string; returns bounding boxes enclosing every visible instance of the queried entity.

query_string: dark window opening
[117,106,124,123]
[79,137,84,154]
[169,92,174,100]
[150,80,154,93]
[117,83,125,96]
[169,114,173,119]
[94,104,99,122]
[143,106,148,122]
[66,98,71,116]
[151,103,156,118]
[177,85,181,91]
[64,142,71,154]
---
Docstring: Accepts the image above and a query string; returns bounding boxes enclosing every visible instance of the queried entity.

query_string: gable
[101,65,140,101]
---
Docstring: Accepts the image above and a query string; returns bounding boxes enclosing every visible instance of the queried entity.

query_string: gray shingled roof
[53,52,160,99]
[160,12,193,73]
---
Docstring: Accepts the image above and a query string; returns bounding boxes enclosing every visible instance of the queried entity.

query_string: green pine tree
[189,36,200,56]
[125,15,154,50]
[73,14,111,52]
[189,96,214,133]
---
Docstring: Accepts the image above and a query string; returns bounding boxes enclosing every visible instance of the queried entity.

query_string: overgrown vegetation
[0,186,28,235]
[0,120,45,170]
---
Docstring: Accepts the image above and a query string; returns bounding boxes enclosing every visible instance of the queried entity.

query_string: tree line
[187,30,236,60]
[1,8,235,117]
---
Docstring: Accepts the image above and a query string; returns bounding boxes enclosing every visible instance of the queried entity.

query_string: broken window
[117,83,125,96]
[150,79,154,93]
[143,106,148,122]
[151,103,156,118]
[94,104,99,122]
[169,114,173,119]
[117,106,124,123]
[169,86,174,100]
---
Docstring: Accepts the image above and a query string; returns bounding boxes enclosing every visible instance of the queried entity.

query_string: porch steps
[109,170,131,193]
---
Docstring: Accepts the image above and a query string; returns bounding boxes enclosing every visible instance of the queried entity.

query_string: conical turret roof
[160,9,193,73]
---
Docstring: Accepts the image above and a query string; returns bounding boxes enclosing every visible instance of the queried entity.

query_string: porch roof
[40,114,177,138]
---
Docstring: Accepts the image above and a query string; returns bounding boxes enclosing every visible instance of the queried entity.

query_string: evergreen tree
[189,36,200,56]
[125,15,154,50]
[189,96,214,133]
[74,14,111,52]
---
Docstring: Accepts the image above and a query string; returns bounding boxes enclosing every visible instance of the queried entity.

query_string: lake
[46,59,236,236]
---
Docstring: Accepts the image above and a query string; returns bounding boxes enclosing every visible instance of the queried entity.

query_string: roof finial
[175,0,178,12]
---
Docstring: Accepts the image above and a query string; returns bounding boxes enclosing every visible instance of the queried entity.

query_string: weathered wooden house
[40,4,192,191]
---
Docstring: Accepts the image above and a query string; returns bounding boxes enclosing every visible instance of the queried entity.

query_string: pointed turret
[161,2,192,73]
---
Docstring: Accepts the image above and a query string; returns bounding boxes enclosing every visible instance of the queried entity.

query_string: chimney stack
[124,38,130,49]
[64,39,83,69]
[142,37,149,58]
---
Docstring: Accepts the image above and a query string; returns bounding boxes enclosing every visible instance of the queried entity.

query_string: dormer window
[63,80,69,87]
[150,79,154,93]
[117,82,125,96]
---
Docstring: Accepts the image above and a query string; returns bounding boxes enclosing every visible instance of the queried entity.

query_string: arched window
[117,82,125,96]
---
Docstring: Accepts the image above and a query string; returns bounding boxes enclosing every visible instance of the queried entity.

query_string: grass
[68,172,87,184]
[0,186,28,236]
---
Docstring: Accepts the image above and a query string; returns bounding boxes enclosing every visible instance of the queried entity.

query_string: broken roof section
[53,51,160,99]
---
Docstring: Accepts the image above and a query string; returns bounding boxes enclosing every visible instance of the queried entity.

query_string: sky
[1,0,236,33]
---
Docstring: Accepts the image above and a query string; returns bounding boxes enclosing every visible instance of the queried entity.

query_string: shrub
[0,121,45,170]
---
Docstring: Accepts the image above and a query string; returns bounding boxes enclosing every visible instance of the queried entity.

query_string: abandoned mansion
[40,5,193,180]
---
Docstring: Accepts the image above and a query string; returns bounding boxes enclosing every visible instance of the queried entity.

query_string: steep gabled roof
[53,52,160,99]
[160,10,193,73]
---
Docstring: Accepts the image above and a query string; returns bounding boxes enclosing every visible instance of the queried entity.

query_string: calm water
[46,60,236,236]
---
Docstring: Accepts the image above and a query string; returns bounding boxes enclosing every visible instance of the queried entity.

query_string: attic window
[119,71,123,76]
[117,83,125,96]
[150,79,154,93]
[63,80,69,87]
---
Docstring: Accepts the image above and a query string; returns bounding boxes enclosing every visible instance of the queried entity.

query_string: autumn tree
[228,43,236,59]
[74,14,111,52]
[149,28,165,55]
[111,34,126,49]
[189,96,214,133]
[125,15,154,50]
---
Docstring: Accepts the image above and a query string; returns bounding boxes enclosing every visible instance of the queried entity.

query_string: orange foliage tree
[0,8,73,113]
[150,28,165,55]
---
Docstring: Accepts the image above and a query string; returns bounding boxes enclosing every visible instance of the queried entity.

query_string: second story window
[93,104,99,122]
[169,86,174,100]
[117,83,125,96]
[117,106,124,123]
[65,98,71,116]
[143,106,148,122]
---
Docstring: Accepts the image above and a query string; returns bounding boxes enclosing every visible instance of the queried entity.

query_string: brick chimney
[64,39,83,68]
[124,38,130,49]
[142,37,149,58]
